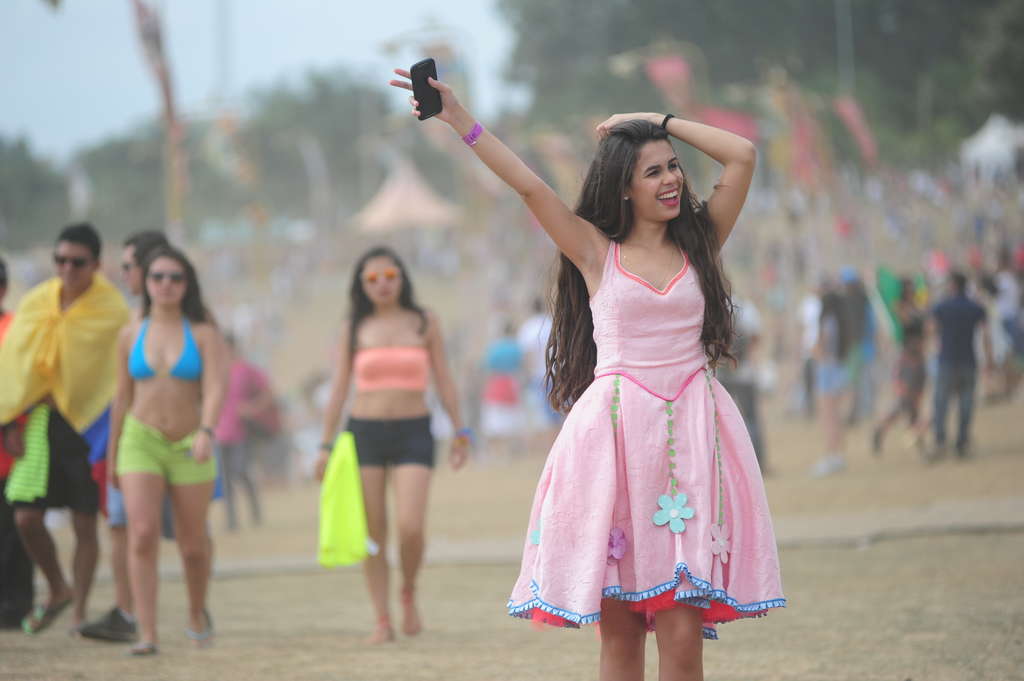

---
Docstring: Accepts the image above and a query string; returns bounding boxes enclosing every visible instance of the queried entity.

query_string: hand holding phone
[410,58,443,121]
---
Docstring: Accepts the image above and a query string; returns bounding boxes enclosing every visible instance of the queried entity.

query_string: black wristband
[660,113,675,129]
[319,442,333,452]
[199,426,215,438]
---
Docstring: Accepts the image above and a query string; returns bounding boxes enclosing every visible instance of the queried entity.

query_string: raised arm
[315,321,354,481]
[107,324,137,488]
[389,69,607,284]
[596,112,756,248]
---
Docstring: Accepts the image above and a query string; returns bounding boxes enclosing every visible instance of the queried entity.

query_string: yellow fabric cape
[0,274,129,432]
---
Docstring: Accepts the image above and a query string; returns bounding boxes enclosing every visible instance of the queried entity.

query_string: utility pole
[835,0,856,94]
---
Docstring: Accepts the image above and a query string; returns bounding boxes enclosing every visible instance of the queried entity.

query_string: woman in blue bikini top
[107,245,226,654]
[128,316,204,381]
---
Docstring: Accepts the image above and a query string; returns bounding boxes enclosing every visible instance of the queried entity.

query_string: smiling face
[624,140,684,224]
[145,255,188,308]
[360,255,402,307]
[53,240,99,297]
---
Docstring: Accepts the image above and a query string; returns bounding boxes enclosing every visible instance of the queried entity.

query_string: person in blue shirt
[929,271,994,460]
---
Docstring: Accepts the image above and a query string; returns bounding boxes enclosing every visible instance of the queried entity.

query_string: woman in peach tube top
[315,245,469,644]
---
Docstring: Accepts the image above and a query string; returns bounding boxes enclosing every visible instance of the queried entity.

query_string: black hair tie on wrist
[661,113,675,129]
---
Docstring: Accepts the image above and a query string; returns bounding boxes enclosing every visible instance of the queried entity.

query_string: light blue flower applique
[529,521,542,546]
[652,493,695,533]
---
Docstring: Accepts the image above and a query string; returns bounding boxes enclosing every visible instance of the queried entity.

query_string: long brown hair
[546,119,735,412]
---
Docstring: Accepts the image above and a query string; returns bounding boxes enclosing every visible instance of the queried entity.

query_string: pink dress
[507,242,785,639]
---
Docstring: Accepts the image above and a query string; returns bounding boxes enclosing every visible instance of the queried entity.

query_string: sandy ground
[2,398,1022,680]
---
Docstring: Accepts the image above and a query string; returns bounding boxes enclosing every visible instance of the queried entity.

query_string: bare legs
[653,605,705,681]
[358,463,433,643]
[598,600,647,681]
[122,473,214,646]
[169,479,215,640]
[393,464,432,636]
[597,600,704,681]
[359,466,392,644]
[109,525,133,613]
[121,473,165,645]
[13,508,96,628]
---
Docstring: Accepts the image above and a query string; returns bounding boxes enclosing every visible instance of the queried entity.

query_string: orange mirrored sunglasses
[364,267,399,284]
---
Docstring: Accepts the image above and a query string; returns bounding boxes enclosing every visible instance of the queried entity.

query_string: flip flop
[185,609,214,648]
[128,641,159,656]
[21,598,73,635]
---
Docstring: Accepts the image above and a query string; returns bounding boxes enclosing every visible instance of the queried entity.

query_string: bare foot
[401,588,422,637]
[364,617,395,645]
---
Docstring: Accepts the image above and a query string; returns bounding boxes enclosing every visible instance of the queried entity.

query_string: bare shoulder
[191,321,221,345]
[118,320,141,346]
[421,308,440,335]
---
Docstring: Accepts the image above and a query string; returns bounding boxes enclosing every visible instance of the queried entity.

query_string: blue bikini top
[128,318,203,381]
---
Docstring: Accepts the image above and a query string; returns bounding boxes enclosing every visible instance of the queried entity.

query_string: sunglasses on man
[53,254,92,268]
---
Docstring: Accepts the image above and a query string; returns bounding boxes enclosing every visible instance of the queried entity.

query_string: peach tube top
[353,346,430,392]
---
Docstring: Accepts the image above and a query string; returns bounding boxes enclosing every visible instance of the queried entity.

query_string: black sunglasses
[147,271,186,284]
[53,254,91,268]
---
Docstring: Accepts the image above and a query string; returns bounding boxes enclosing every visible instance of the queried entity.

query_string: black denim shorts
[346,416,435,468]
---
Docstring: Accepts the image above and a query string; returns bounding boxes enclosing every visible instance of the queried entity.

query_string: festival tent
[351,157,460,233]
[960,114,1024,182]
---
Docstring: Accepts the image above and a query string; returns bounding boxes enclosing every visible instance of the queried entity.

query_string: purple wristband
[462,122,484,147]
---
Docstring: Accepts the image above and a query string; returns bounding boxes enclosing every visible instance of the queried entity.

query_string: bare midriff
[348,389,429,420]
[131,378,203,441]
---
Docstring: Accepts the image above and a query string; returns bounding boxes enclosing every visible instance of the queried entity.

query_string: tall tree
[496,0,1003,163]
[0,137,68,249]
[974,0,1024,119]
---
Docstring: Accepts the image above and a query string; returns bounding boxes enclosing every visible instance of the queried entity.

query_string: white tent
[960,114,1024,182]
[350,158,459,233]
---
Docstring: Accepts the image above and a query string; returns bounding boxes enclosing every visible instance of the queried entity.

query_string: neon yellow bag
[318,432,370,567]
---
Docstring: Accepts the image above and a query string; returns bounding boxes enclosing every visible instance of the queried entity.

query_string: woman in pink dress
[391,71,784,681]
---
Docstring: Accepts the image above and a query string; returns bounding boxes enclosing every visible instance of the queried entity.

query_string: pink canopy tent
[351,158,460,233]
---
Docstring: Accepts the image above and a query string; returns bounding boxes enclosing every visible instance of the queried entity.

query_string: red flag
[833,96,878,167]
[699,107,759,143]
[645,55,693,115]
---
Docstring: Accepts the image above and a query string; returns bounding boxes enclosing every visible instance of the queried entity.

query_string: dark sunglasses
[53,254,92,268]
[147,271,186,284]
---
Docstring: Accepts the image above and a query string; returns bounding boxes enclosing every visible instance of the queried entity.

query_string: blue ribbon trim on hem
[507,560,786,639]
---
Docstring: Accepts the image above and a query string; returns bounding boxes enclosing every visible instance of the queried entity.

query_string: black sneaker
[77,607,137,642]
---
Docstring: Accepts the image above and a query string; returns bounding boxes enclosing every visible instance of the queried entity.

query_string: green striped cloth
[4,405,50,504]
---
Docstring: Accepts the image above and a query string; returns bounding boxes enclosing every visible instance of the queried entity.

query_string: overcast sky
[0,0,517,162]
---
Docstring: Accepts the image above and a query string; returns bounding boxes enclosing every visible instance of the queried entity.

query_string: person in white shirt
[994,249,1022,400]
[798,286,822,419]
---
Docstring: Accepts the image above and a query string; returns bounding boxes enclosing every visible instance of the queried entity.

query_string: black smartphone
[410,58,442,121]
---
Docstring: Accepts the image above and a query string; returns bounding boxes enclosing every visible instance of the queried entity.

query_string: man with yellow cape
[0,223,129,635]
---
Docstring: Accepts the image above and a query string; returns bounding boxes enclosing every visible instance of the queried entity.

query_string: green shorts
[116,415,216,485]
